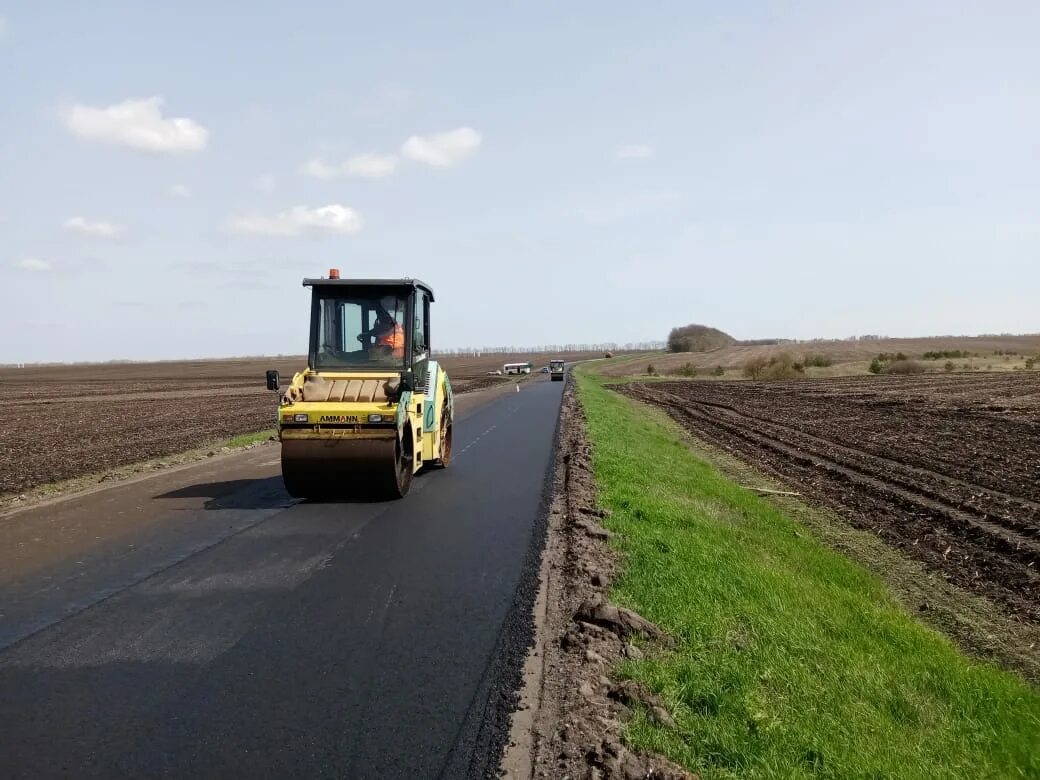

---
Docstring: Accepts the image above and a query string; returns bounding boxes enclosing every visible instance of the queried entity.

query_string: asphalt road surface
[0,376,564,779]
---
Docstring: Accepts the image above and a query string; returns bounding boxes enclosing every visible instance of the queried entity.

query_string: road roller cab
[267,271,453,499]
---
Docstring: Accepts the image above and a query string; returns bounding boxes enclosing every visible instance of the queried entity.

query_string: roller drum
[280,436,410,500]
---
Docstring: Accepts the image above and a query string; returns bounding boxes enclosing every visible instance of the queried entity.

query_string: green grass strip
[577,373,1040,779]
[221,429,276,449]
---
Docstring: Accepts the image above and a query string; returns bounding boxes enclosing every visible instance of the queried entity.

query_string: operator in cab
[360,298,405,359]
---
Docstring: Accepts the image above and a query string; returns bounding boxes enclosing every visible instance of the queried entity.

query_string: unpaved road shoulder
[503,381,695,779]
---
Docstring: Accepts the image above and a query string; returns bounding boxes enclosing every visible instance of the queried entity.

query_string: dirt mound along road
[620,373,1040,622]
[518,381,695,780]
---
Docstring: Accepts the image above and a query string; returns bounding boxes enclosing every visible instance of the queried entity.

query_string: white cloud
[401,127,481,167]
[255,174,278,194]
[615,144,654,160]
[170,184,191,198]
[301,153,398,180]
[301,157,341,180]
[228,204,363,237]
[300,129,480,180]
[63,216,126,238]
[345,153,398,178]
[61,97,208,153]
[16,257,51,272]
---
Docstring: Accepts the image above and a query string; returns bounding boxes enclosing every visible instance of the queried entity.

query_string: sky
[1,1,1038,363]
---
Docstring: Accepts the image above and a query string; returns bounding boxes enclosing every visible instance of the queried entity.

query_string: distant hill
[667,324,737,353]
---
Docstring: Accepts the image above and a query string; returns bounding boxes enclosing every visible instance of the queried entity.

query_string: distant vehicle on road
[503,362,532,375]
[486,369,502,375]
[539,366,549,373]
[549,359,565,381]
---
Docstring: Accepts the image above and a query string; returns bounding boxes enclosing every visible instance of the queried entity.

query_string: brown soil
[0,352,601,496]
[619,374,1040,623]
[511,382,695,780]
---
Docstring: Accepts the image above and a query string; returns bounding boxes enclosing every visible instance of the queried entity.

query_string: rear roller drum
[433,404,452,468]
[385,434,414,498]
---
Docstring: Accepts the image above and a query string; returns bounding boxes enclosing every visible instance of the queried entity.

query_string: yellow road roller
[265,270,453,499]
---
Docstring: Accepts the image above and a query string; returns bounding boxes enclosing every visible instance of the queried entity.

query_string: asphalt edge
[446,374,569,779]
[495,378,573,778]
[0,438,279,521]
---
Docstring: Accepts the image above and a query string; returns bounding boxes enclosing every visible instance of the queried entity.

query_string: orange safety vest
[376,323,405,358]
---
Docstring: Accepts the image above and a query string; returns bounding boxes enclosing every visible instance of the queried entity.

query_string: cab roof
[302,277,435,302]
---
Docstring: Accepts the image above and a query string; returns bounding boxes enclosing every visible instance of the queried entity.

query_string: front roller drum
[280,435,413,500]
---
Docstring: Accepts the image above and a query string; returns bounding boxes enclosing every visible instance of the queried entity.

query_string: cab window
[414,291,430,353]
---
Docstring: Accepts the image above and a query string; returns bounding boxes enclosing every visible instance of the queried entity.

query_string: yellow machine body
[268,275,453,499]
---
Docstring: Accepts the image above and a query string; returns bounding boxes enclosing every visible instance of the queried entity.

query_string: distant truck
[549,359,565,381]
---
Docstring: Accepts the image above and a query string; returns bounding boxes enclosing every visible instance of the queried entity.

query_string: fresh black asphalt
[0,377,563,779]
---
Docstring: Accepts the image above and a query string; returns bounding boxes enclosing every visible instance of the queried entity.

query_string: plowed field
[0,352,597,495]
[620,373,1040,621]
